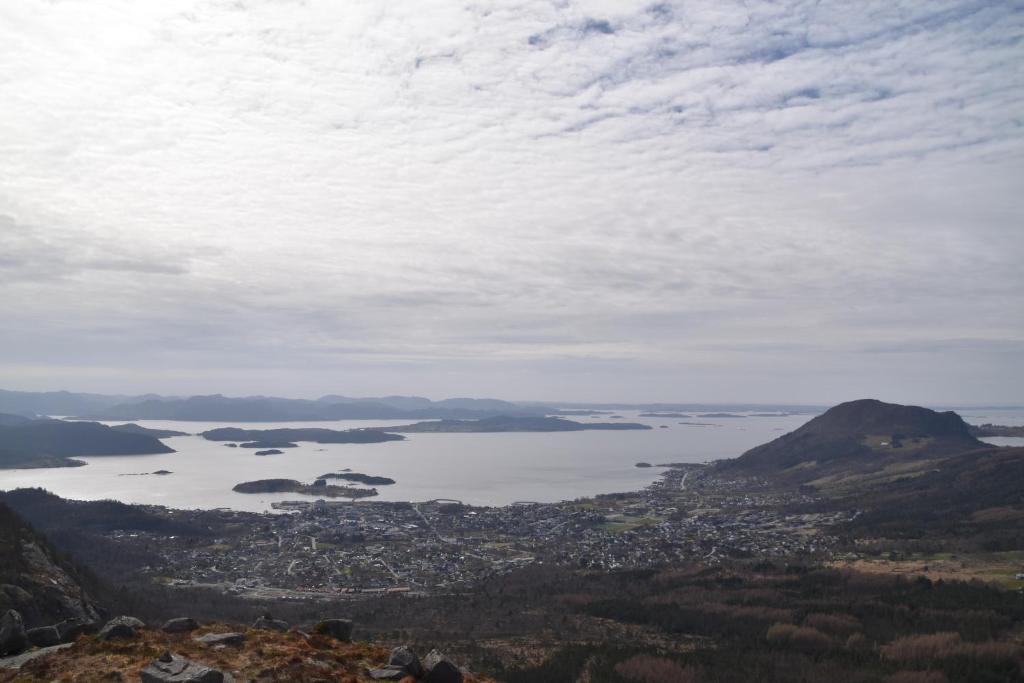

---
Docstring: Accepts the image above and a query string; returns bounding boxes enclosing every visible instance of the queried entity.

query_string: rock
[108,615,146,630]
[367,667,408,680]
[97,620,136,642]
[422,649,463,683]
[97,615,144,641]
[194,632,245,647]
[251,616,289,632]
[0,585,32,612]
[140,651,225,683]
[388,645,423,677]
[312,618,353,642]
[162,617,200,633]
[26,625,61,648]
[55,617,97,643]
[0,643,73,671]
[0,610,28,656]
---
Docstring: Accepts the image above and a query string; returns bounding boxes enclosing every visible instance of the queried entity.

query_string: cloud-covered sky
[1,0,1022,404]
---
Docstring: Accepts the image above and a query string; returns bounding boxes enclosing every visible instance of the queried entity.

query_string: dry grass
[0,624,494,683]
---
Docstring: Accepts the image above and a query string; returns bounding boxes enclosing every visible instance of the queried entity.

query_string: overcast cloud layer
[1,0,1022,404]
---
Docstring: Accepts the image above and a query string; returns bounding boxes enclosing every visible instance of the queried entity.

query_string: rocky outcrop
[140,651,226,683]
[26,624,60,647]
[97,616,141,641]
[251,615,289,632]
[369,647,462,683]
[55,617,98,643]
[0,642,72,671]
[0,610,28,656]
[422,650,464,683]
[162,617,200,633]
[389,645,423,677]
[194,632,245,647]
[313,618,353,642]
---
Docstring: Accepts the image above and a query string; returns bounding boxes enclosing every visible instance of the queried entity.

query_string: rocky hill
[720,399,984,488]
[0,502,102,631]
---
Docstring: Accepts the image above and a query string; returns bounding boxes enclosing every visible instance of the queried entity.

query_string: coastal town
[119,465,851,601]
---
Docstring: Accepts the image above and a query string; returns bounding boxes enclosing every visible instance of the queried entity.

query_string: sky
[0,0,1022,405]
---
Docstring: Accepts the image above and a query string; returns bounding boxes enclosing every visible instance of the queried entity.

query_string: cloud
[0,0,1021,403]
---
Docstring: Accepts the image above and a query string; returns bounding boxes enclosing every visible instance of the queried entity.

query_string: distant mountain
[86,393,543,422]
[721,399,984,485]
[316,394,434,410]
[383,416,652,433]
[0,389,152,417]
[0,420,174,469]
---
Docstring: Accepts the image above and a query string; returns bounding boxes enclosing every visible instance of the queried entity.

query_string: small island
[639,412,691,418]
[698,413,746,418]
[318,472,396,486]
[635,462,653,468]
[232,479,378,499]
[202,427,404,444]
[239,441,298,449]
[383,416,652,433]
[254,449,284,456]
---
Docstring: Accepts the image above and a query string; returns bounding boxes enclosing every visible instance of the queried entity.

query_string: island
[318,472,396,485]
[635,462,653,468]
[639,412,691,418]
[110,423,190,438]
[969,423,1024,437]
[0,419,175,469]
[698,413,746,418]
[381,416,652,432]
[202,427,404,444]
[232,479,378,499]
[239,441,298,449]
[254,449,284,456]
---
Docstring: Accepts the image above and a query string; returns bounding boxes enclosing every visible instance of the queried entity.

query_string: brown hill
[720,399,984,488]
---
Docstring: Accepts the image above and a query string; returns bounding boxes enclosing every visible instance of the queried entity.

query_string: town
[114,465,853,602]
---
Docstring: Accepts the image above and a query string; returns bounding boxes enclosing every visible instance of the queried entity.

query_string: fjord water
[0,409,1018,512]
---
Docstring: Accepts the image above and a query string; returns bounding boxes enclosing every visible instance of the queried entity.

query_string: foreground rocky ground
[0,611,486,683]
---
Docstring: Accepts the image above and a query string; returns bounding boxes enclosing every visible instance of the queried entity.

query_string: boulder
[97,620,136,642]
[162,617,200,634]
[312,618,352,642]
[26,625,61,648]
[367,667,407,680]
[194,632,245,647]
[108,615,145,630]
[252,616,289,632]
[140,651,225,683]
[0,610,28,656]
[422,649,463,683]
[55,617,97,643]
[388,645,423,677]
